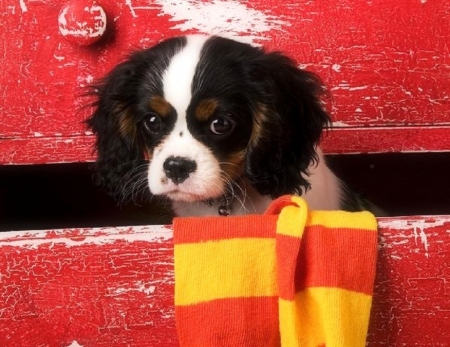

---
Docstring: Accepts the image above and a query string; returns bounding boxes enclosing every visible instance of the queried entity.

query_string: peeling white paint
[379,218,449,258]
[0,225,173,249]
[125,0,137,18]
[136,281,157,295]
[152,0,290,43]
[332,64,341,72]
[349,86,369,91]
[416,226,430,258]
[85,74,94,84]
[67,341,84,347]
[76,74,95,87]
[110,282,156,296]
[19,0,27,13]
[53,54,65,61]
[331,121,351,127]
[379,218,448,231]
[331,83,351,91]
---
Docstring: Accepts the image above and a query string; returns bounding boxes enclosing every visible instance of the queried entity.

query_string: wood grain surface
[1,0,449,164]
[1,217,449,346]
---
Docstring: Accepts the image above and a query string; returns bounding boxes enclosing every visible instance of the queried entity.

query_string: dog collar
[204,194,233,216]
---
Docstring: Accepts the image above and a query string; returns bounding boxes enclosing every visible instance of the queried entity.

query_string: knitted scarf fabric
[173,196,378,347]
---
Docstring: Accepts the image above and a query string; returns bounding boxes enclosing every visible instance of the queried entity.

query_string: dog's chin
[161,187,225,203]
[166,191,207,202]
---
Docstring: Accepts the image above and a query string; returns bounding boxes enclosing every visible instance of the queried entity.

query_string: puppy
[87,35,372,217]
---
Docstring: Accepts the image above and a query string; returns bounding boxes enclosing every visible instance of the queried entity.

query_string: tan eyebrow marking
[195,99,219,121]
[250,104,269,147]
[149,95,172,117]
[118,108,136,138]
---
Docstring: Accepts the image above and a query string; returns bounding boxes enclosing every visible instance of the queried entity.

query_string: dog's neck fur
[171,148,342,217]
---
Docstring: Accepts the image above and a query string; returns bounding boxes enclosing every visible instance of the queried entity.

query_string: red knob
[58,0,107,46]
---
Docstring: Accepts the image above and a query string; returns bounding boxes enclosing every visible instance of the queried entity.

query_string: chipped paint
[0,225,173,248]
[19,0,27,13]
[379,217,448,231]
[153,0,290,43]
[331,121,352,127]
[415,226,430,257]
[378,217,448,258]
[332,64,342,72]
[125,0,138,18]
[110,281,157,296]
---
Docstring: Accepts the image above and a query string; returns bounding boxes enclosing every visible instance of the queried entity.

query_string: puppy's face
[88,35,330,205]
[132,36,254,202]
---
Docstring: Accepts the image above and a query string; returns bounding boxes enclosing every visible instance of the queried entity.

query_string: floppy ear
[86,60,146,201]
[245,52,331,198]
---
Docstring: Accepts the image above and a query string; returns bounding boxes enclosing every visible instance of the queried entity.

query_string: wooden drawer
[1,0,449,164]
[0,217,449,346]
[1,1,449,345]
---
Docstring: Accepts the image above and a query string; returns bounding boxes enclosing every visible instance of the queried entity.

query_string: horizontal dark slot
[0,152,449,231]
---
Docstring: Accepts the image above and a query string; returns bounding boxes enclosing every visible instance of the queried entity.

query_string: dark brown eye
[210,117,234,135]
[143,113,161,134]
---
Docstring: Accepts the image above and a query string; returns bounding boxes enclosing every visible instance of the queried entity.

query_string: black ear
[85,60,146,201]
[245,52,331,198]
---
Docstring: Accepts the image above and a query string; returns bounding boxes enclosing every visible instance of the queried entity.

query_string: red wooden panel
[370,217,450,346]
[0,226,177,347]
[1,0,449,163]
[320,126,450,154]
[1,126,449,165]
[0,217,449,346]
[0,136,95,165]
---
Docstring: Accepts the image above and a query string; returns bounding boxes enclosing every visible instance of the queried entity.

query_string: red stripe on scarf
[173,215,278,244]
[176,296,280,347]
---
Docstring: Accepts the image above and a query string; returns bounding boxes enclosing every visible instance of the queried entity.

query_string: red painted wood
[320,126,450,154]
[0,136,95,165]
[1,126,450,165]
[0,217,449,346]
[370,217,450,346]
[1,0,449,164]
[0,226,178,347]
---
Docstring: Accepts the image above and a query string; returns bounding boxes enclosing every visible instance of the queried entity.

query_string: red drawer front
[1,0,449,164]
[0,217,449,346]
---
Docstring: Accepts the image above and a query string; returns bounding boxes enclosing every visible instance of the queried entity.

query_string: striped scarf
[174,196,378,347]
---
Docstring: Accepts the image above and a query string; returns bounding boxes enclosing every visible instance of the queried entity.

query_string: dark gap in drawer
[326,152,449,217]
[0,163,173,232]
[0,152,449,231]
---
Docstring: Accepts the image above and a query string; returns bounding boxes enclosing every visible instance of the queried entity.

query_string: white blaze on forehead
[148,35,224,202]
[162,35,208,120]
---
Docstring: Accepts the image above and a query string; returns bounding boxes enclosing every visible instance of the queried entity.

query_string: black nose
[163,156,197,184]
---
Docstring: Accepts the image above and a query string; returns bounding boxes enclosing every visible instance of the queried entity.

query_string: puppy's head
[87,35,330,204]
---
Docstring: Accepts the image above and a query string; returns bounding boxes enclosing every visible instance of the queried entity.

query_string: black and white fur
[87,35,370,217]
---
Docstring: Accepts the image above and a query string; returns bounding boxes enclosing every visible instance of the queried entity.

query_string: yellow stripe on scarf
[175,238,277,305]
[279,288,373,347]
